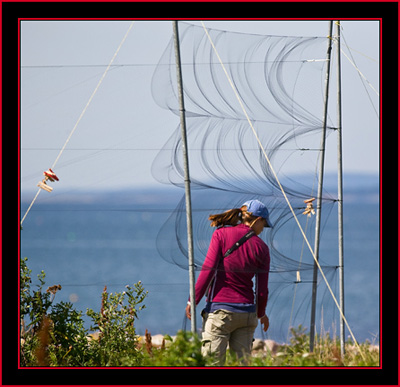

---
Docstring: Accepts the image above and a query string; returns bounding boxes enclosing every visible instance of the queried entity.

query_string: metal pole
[336,20,346,357]
[309,20,333,352]
[172,21,197,334]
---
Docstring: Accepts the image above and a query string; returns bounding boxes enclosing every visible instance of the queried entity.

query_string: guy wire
[20,22,135,227]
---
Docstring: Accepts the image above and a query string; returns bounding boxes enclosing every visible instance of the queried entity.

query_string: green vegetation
[20,257,147,367]
[20,257,379,367]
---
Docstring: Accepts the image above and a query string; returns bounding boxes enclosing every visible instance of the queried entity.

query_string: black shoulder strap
[223,230,256,258]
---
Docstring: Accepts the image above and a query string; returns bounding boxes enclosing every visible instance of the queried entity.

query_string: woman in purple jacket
[185,199,271,365]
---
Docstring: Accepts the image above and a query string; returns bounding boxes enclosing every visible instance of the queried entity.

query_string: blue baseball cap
[243,200,273,228]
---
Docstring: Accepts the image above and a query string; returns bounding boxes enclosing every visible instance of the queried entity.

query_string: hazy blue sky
[20,20,379,195]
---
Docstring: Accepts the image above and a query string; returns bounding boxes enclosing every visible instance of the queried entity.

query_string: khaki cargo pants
[201,309,258,366]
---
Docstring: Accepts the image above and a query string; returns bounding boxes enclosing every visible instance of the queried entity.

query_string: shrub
[20,257,148,367]
[86,283,148,366]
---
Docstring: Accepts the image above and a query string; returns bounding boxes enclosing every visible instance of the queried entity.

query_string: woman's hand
[185,303,191,320]
[260,315,269,332]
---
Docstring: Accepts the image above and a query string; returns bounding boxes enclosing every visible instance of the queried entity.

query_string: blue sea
[20,175,380,345]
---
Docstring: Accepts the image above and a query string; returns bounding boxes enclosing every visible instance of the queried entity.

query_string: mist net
[151,23,339,338]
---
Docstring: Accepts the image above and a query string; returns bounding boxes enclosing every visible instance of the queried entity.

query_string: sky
[20,19,380,196]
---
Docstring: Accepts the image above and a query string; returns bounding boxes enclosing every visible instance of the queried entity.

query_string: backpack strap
[223,230,256,258]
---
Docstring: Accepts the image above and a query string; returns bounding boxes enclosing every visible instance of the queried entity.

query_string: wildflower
[46,284,62,295]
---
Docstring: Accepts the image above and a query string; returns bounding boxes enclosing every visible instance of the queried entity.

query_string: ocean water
[20,181,380,344]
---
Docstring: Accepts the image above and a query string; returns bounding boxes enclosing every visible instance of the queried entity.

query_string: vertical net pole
[172,21,197,335]
[336,20,346,357]
[310,20,334,352]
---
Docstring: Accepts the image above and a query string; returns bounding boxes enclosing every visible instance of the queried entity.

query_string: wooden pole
[172,21,197,334]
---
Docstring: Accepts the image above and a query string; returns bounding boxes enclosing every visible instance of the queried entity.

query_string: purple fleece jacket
[194,224,270,318]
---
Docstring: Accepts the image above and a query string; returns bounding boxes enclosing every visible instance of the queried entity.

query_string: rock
[252,339,265,351]
[151,334,166,348]
[251,339,281,356]
[265,339,280,356]
[138,333,177,349]
[252,339,281,356]
[87,331,101,342]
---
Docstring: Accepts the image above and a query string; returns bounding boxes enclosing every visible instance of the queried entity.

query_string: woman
[186,199,271,365]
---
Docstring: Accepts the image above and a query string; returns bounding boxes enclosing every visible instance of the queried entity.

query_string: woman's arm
[256,245,270,318]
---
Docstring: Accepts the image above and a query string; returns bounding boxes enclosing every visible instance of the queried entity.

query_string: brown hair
[208,205,258,228]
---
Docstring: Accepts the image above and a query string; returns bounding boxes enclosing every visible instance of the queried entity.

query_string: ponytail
[208,208,242,228]
[208,205,259,228]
